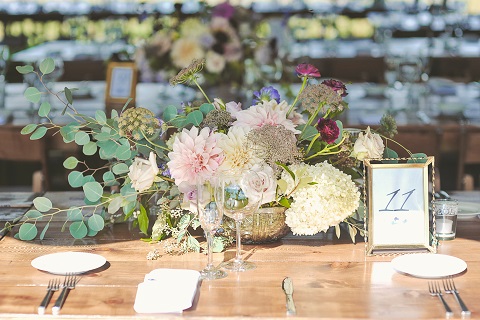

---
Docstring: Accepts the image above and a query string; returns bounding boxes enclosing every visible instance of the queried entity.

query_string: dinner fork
[52,275,78,315]
[443,277,471,316]
[428,281,453,318]
[38,278,60,315]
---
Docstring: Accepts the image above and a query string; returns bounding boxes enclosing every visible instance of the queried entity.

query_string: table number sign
[364,157,436,256]
[105,62,137,111]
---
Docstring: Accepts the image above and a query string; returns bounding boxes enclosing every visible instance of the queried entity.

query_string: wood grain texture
[0,192,479,319]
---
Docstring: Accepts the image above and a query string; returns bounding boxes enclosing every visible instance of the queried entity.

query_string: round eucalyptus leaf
[21,124,38,135]
[68,171,84,188]
[39,57,55,75]
[16,65,34,74]
[103,171,117,186]
[83,175,96,184]
[299,125,318,141]
[33,197,52,212]
[25,209,43,220]
[95,110,107,125]
[74,131,90,146]
[94,132,111,142]
[24,87,42,103]
[199,103,214,114]
[83,181,104,202]
[30,126,48,140]
[87,214,105,232]
[38,102,51,117]
[87,229,98,237]
[63,156,79,169]
[69,221,88,239]
[112,163,129,175]
[60,125,76,143]
[116,145,132,161]
[162,105,178,122]
[186,110,204,126]
[83,141,97,156]
[383,147,399,164]
[98,140,118,158]
[19,223,38,240]
[67,207,83,221]
[407,153,428,163]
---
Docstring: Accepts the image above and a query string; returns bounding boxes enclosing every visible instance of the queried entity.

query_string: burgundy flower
[316,118,340,144]
[322,79,348,97]
[295,63,321,78]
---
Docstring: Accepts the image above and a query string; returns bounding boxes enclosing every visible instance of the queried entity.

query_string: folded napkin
[133,268,201,314]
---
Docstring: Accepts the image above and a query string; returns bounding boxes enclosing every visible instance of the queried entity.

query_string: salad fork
[38,278,60,315]
[52,275,78,315]
[443,277,471,316]
[428,281,453,318]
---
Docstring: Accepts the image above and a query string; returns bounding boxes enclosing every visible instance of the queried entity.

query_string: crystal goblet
[196,179,227,280]
[217,170,263,271]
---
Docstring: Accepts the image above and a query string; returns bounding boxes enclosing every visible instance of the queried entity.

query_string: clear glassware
[196,180,227,280]
[217,170,262,271]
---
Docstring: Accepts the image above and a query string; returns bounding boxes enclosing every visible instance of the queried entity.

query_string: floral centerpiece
[5,57,417,257]
[134,2,251,87]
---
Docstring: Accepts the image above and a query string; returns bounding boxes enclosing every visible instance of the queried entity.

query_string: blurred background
[1,0,480,192]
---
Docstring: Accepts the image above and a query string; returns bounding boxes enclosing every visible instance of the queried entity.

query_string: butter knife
[282,277,296,315]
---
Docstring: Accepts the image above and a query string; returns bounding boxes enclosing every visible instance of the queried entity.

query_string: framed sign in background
[364,157,436,256]
[105,62,137,109]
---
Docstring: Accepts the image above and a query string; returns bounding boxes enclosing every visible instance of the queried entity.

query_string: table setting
[1,53,479,319]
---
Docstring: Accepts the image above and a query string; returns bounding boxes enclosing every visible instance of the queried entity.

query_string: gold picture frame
[364,157,436,256]
[105,62,137,109]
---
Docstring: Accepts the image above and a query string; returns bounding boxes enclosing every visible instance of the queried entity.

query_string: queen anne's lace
[282,162,360,235]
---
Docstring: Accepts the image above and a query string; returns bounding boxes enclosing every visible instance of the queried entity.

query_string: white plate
[458,202,480,220]
[391,253,467,278]
[31,251,107,275]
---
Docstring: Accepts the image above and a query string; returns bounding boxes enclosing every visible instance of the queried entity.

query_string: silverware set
[428,277,470,318]
[38,275,79,315]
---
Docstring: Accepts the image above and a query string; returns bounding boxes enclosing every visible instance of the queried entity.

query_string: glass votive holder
[434,199,458,240]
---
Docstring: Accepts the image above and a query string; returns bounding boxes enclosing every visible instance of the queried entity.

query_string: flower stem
[193,78,211,104]
[286,76,308,117]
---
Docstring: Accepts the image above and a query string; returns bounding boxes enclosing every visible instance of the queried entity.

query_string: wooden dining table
[0,191,479,319]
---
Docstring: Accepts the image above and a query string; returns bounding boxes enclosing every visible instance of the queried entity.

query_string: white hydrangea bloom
[282,162,360,236]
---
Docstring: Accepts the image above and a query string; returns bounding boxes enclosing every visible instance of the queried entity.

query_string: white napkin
[133,268,200,314]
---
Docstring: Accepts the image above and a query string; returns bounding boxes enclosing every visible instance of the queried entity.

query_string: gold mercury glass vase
[222,206,290,244]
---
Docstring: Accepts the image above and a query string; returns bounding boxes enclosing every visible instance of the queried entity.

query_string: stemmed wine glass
[217,170,263,271]
[196,179,227,280]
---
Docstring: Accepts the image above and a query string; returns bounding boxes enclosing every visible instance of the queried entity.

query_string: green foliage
[39,57,55,75]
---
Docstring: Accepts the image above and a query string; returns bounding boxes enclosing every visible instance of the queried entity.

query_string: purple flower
[295,63,321,78]
[253,86,281,104]
[212,2,235,19]
[321,79,348,97]
[316,118,340,144]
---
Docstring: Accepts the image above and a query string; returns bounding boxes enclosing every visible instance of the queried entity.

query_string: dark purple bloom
[253,86,281,104]
[295,63,321,78]
[321,79,348,97]
[316,118,340,144]
[212,2,235,19]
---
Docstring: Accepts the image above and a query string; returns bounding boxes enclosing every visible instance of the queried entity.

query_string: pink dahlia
[232,100,300,134]
[316,118,340,144]
[167,127,224,187]
[295,63,321,78]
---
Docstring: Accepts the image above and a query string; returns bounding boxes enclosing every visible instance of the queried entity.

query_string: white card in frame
[363,157,436,256]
